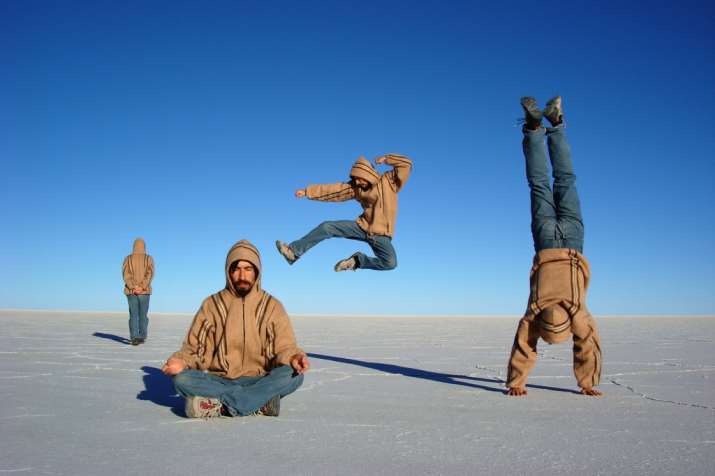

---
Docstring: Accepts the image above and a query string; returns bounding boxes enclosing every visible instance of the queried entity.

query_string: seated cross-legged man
[505,96,602,398]
[162,240,309,417]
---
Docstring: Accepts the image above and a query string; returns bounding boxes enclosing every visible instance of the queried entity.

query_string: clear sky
[2,0,713,315]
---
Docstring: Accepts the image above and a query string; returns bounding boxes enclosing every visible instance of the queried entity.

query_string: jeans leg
[126,295,140,340]
[219,365,304,416]
[173,370,234,399]
[138,294,150,339]
[523,127,558,252]
[289,220,367,258]
[547,125,584,251]
[355,235,397,270]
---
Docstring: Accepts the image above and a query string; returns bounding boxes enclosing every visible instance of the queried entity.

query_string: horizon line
[0,308,713,319]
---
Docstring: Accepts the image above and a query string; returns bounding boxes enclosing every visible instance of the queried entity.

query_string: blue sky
[2,0,713,315]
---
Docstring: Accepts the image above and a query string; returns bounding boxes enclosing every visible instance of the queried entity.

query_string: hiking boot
[334,255,357,272]
[185,396,224,418]
[256,395,280,417]
[275,240,297,264]
[520,96,542,130]
[543,96,563,126]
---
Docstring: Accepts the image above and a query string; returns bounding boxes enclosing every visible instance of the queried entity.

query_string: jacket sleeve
[139,256,154,289]
[122,257,136,290]
[506,317,540,389]
[269,301,304,366]
[170,299,217,370]
[382,154,413,193]
[571,311,602,389]
[306,182,355,202]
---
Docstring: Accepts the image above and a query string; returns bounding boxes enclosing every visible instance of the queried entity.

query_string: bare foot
[507,387,528,396]
[580,388,603,397]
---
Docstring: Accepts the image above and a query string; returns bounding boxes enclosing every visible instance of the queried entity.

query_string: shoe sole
[185,397,223,418]
[275,240,296,265]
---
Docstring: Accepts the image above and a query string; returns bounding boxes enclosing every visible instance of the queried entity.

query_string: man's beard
[235,281,253,296]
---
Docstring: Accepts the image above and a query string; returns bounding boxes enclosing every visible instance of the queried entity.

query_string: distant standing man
[506,97,602,397]
[162,240,309,418]
[276,154,413,272]
[122,238,154,346]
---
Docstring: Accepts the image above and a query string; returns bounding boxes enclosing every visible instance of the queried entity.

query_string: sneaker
[256,395,280,417]
[185,396,224,418]
[520,96,542,130]
[137,338,146,344]
[275,240,297,264]
[543,96,563,126]
[334,256,357,272]
[130,338,139,346]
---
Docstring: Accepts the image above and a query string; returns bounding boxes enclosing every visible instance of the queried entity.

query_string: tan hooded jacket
[171,240,303,379]
[122,238,154,295]
[506,248,602,390]
[305,154,413,238]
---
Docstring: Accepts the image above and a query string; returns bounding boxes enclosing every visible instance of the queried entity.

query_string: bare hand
[290,353,310,374]
[133,287,143,295]
[507,387,528,396]
[295,189,306,198]
[580,387,603,397]
[162,357,187,376]
[375,155,387,165]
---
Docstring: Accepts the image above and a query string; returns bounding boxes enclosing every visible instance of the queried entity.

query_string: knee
[271,365,294,377]
[383,255,397,270]
[318,221,337,233]
[172,370,196,390]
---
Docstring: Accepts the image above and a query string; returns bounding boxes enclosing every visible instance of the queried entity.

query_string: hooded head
[537,305,572,344]
[224,240,262,297]
[350,156,380,187]
[132,238,146,255]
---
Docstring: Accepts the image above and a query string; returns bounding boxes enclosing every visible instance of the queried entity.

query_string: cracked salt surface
[0,311,713,475]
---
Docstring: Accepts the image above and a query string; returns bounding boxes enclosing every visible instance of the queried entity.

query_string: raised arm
[305,182,355,202]
[377,154,413,193]
[505,317,540,395]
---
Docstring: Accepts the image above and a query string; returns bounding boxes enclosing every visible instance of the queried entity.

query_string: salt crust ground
[1,311,713,476]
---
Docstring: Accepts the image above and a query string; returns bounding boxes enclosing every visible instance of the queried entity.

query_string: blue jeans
[523,125,584,253]
[127,294,150,340]
[289,220,397,270]
[173,365,304,416]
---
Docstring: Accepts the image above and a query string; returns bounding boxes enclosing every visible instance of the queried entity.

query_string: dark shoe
[130,338,139,346]
[185,396,224,418]
[257,395,280,417]
[520,96,542,130]
[543,96,563,126]
[334,255,357,272]
[275,240,297,264]
[137,338,146,344]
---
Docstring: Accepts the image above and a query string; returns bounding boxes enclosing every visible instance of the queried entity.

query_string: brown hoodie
[122,238,154,295]
[305,154,413,237]
[506,248,602,390]
[170,240,304,379]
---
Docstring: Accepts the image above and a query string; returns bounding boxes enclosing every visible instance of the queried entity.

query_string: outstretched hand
[295,189,306,198]
[506,387,528,396]
[290,353,310,374]
[162,357,187,376]
[580,387,603,397]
